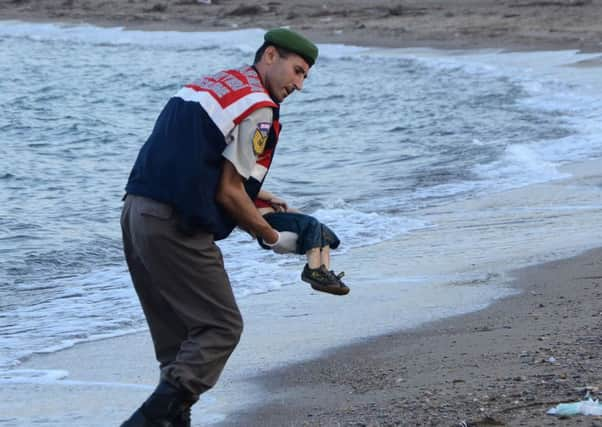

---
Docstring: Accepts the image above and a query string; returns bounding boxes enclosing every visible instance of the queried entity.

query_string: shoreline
[2,4,602,426]
[3,246,600,426]
[222,247,602,426]
[2,0,602,52]
[6,148,602,424]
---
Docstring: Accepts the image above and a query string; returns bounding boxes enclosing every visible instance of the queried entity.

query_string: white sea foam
[0,20,367,57]
[0,20,261,48]
[443,50,602,165]
[384,48,602,199]
[412,144,568,201]
[0,266,146,370]
[0,368,153,390]
[474,144,568,188]
[311,208,429,247]
[0,368,69,383]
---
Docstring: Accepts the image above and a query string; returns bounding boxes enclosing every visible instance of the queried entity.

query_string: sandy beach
[3,244,601,426]
[2,1,602,426]
[1,0,602,52]
[228,249,602,427]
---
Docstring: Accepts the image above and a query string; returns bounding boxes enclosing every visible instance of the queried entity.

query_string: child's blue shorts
[258,212,340,254]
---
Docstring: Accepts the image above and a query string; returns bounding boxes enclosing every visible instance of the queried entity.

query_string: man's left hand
[269,196,288,212]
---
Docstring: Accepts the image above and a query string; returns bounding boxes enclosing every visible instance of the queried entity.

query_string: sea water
[1,21,602,379]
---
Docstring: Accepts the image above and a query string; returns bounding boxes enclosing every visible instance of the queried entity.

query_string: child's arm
[257,189,289,212]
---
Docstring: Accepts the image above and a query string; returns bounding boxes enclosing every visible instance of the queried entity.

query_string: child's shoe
[301,264,350,295]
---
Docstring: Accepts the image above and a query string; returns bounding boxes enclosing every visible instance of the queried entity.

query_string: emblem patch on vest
[252,122,271,155]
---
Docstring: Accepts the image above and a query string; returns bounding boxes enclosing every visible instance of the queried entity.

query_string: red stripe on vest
[233,101,280,125]
[184,67,276,112]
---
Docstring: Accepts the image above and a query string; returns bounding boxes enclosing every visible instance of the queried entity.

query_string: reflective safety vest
[125,66,280,240]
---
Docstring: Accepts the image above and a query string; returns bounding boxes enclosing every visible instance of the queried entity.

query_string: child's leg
[306,246,331,269]
[306,247,321,269]
[320,246,331,269]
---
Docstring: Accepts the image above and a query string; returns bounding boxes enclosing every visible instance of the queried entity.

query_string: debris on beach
[547,397,602,416]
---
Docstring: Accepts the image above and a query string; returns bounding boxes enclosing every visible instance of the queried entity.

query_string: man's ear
[263,46,277,65]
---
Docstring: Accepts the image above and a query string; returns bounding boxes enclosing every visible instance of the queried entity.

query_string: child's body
[255,190,349,295]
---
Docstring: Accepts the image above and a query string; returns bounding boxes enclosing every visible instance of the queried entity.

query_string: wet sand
[1,0,602,52]
[223,248,602,426]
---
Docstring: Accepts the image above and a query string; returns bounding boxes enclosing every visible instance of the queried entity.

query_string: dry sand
[2,0,602,51]
[2,2,602,426]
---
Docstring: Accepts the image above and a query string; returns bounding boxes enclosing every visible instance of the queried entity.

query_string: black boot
[120,380,195,427]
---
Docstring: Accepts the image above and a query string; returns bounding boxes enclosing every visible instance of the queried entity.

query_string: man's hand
[269,196,288,212]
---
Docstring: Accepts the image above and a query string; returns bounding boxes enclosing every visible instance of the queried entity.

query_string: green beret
[264,28,318,66]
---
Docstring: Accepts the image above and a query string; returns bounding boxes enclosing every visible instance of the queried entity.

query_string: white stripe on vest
[174,87,274,137]
[250,163,268,182]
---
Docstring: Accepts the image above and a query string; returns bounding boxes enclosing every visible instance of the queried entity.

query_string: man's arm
[216,160,279,244]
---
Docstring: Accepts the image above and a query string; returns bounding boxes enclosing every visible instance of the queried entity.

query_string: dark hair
[253,42,291,64]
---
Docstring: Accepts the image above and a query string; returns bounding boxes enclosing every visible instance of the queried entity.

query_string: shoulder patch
[252,122,271,155]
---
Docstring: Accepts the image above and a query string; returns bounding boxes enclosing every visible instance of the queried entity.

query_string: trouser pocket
[135,196,174,220]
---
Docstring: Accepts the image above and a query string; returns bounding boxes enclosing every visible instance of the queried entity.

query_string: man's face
[263,48,310,103]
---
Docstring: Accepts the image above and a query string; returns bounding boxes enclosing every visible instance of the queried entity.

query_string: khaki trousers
[121,195,243,398]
